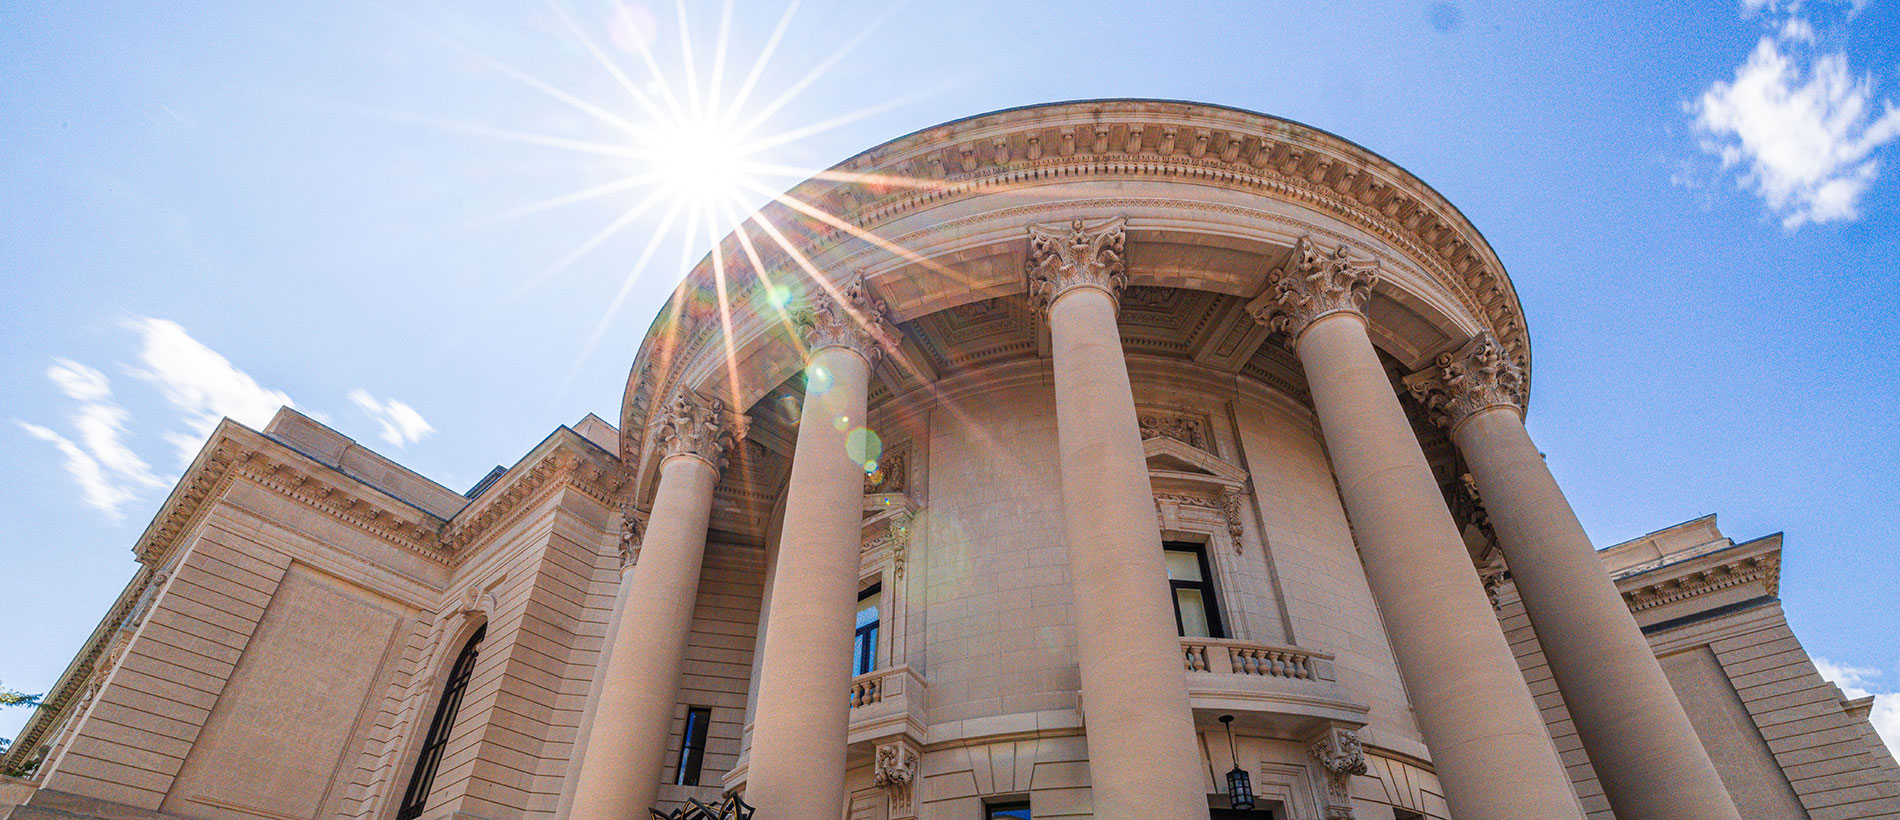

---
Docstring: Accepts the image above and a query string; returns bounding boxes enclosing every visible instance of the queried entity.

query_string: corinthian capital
[1402,331,1527,431]
[650,390,745,470]
[1245,236,1378,344]
[1026,216,1128,314]
[797,277,895,363]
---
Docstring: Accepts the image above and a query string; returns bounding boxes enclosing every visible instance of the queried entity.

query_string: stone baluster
[568,390,742,820]
[1407,333,1743,820]
[1247,236,1585,820]
[743,281,891,820]
[1030,217,1211,820]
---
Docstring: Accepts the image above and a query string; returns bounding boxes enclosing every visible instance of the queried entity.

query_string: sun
[648,113,752,208]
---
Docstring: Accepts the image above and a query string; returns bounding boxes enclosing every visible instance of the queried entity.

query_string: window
[1393,811,1424,820]
[397,624,485,820]
[853,583,881,676]
[1164,543,1225,638]
[673,707,712,786]
[986,800,1032,819]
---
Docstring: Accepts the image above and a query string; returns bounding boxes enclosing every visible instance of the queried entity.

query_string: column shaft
[1297,314,1584,820]
[1048,287,1209,820]
[569,455,720,820]
[1456,408,1742,820]
[744,346,870,820]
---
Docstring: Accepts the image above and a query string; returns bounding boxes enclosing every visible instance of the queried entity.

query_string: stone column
[1029,217,1210,820]
[744,281,889,820]
[569,391,741,820]
[1407,334,1743,820]
[1247,237,1584,820]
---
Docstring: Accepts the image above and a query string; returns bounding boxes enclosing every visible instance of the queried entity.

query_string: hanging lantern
[1220,714,1256,811]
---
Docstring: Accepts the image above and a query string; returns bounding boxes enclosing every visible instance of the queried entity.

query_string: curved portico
[569,100,1741,820]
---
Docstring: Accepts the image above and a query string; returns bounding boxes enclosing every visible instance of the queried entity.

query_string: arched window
[397,624,485,820]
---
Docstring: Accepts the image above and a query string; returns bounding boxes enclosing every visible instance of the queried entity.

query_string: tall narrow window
[397,624,485,820]
[1164,543,1225,638]
[853,583,881,676]
[674,707,712,786]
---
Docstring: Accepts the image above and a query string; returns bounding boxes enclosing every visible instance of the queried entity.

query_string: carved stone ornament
[872,740,922,818]
[1246,235,1378,344]
[650,390,745,470]
[1138,410,1211,452]
[647,794,754,820]
[797,276,895,363]
[1403,331,1528,431]
[1026,216,1128,315]
[1219,486,1247,546]
[618,499,646,569]
[1309,725,1368,819]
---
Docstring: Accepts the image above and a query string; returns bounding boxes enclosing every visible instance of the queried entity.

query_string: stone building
[4,100,1896,820]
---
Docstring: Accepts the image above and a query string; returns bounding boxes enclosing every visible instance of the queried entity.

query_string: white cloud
[1815,657,1900,760]
[15,360,166,520]
[1689,23,1900,229]
[348,390,434,448]
[123,317,295,465]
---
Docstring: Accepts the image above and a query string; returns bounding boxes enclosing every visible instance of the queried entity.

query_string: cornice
[1615,536,1782,613]
[623,100,1529,456]
[441,430,627,559]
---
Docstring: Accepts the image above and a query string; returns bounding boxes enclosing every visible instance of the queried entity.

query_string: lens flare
[845,427,882,472]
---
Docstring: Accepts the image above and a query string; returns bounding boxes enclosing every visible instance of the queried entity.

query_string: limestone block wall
[1491,583,1613,819]
[38,506,298,811]
[1228,388,1424,754]
[652,542,764,811]
[1651,600,1900,820]
[921,378,1080,727]
[1493,524,1900,820]
[34,480,438,820]
[398,489,617,820]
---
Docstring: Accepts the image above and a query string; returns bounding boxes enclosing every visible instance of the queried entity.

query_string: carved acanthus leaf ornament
[797,278,895,363]
[650,390,745,470]
[1247,235,1379,343]
[1026,217,1128,314]
[1403,331,1527,431]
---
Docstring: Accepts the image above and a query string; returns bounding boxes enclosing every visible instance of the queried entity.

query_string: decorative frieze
[650,390,745,470]
[1138,409,1211,452]
[1026,217,1129,314]
[1246,235,1379,344]
[1403,331,1528,431]
[872,739,922,819]
[797,277,895,363]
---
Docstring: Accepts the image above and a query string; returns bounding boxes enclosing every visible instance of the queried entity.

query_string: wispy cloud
[1815,657,1900,759]
[14,359,167,520]
[1688,14,1900,229]
[123,317,296,466]
[348,390,434,448]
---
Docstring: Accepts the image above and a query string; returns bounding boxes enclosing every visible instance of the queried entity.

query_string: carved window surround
[1146,436,1250,552]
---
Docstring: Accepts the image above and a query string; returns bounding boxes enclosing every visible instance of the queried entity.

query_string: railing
[849,674,885,708]
[848,664,923,710]
[1182,638,1331,681]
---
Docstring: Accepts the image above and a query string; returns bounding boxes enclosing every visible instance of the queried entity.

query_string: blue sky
[4,0,1898,752]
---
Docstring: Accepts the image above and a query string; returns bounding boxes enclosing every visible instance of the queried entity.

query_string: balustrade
[1181,638,1332,681]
